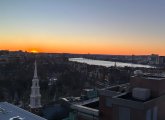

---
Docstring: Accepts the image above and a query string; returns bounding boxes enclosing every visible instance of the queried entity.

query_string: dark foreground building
[0,102,46,120]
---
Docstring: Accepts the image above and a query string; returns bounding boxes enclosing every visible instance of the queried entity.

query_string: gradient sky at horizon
[0,0,165,55]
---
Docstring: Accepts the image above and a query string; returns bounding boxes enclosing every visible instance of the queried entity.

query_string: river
[69,58,153,68]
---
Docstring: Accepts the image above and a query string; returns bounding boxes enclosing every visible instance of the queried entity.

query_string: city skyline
[0,0,165,55]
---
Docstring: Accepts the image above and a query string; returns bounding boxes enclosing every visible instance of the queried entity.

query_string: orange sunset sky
[0,0,165,55]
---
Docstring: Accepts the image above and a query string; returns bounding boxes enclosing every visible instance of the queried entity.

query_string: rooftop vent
[134,70,143,76]
[9,116,24,120]
[132,88,150,101]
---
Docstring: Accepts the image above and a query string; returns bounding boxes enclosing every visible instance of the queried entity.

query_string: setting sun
[30,50,39,53]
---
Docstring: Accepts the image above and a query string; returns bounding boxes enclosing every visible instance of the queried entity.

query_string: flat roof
[133,74,165,81]
[0,102,46,120]
[145,77,165,80]
[83,101,99,110]
[142,76,165,80]
[71,101,99,117]
[118,93,155,102]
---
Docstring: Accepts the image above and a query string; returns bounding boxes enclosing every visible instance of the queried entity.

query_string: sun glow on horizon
[30,50,39,53]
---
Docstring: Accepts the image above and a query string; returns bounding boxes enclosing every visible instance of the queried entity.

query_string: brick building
[99,73,165,120]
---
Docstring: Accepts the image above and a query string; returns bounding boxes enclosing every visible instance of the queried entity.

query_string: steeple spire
[34,61,38,78]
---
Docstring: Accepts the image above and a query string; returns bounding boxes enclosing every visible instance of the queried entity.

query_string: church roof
[0,102,46,120]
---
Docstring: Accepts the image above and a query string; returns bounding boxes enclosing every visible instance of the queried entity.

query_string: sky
[0,0,165,55]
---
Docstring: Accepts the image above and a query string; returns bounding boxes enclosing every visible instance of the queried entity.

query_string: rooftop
[61,97,99,106]
[71,100,99,118]
[42,104,69,120]
[0,102,46,120]
[83,101,99,110]
[134,73,165,81]
[99,83,130,97]
[118,93,155,102]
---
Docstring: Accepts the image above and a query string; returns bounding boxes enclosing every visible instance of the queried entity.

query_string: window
[119,107,130,120]
[106,98,112,107]
[146,109,151,120]
[153,107,158,120]
[146,106,158,120]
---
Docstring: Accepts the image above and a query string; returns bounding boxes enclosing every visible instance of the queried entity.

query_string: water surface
[69,58,153,68]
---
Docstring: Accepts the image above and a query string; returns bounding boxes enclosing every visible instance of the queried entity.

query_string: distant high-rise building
[29,61,42,113]
[159,56,165,65]
[149,54,159,65]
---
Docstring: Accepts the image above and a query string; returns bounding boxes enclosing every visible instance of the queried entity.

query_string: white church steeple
[30,61,41,109]
[34,60,38,78]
